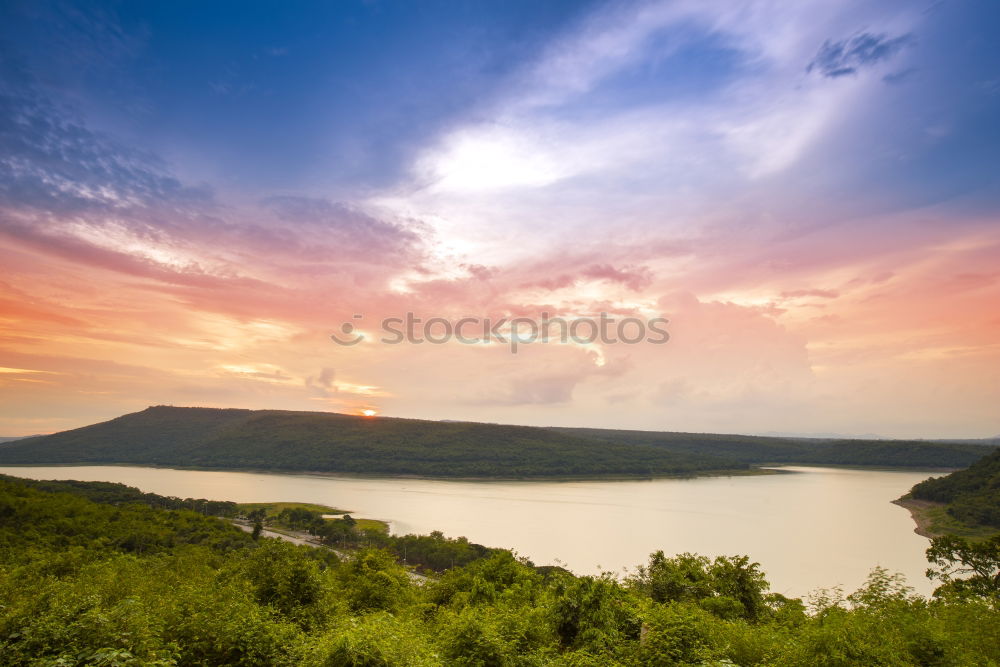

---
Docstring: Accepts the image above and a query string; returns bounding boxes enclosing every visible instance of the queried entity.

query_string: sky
[1,0,999,438]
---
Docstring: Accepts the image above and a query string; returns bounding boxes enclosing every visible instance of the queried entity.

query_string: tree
[630,551,771,621]
[926,535,1000,598]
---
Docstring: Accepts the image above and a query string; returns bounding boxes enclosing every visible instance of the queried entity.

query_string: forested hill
[554,426,996,468]
[0,406,737,478]
[0,406,993,477]
[910,448,1000,529]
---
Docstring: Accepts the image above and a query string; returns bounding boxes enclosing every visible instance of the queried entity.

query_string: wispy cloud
[808,32,913,78]
[0,0,998,438]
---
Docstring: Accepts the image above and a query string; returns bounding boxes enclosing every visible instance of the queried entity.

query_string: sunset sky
[1,0,999,438]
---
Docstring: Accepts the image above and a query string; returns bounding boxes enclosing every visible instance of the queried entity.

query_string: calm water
[0,465,940,597]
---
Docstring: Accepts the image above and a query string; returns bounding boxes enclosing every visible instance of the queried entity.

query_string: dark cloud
[808,32,913,78]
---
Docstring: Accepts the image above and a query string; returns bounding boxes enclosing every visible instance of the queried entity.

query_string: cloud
[0,69,427,319]
[385,0,925,259]
[0,70,212,221]
[581,264,653,291]
[219,364,294,383]
[482,371,581,405]
[260,196,420,260]
[780,288,839,300]
[516,262,653,294]
[808,32,913,78]
[305,367,336,396]
[317,367,335,388]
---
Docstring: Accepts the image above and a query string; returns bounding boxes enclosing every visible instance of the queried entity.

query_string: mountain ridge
[0,405,994,478]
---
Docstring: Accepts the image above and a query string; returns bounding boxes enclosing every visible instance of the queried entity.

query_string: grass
[236,501,347,517]
[894,497,999,541]
[238,501,390,535]
[352,518,389,534]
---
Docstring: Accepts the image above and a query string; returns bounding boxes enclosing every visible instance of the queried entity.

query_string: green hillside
[910,448,1000,529]
[556,427,994,468]
[0,406,993,478]
[0,406,739,478]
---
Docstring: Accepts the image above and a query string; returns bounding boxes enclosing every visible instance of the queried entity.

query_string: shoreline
[0,461,953,482]
[0,461,776,483]
[892,496,999,540]
[891,497,942,538]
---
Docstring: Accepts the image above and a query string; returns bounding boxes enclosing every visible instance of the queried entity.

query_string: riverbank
[0,462,939,595]
[893,496,998,540]
[0,460,773,482]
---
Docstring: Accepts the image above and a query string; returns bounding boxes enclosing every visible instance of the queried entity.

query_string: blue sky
[3,1,605,191]
[1,0,999,438]
[4,0,998,205]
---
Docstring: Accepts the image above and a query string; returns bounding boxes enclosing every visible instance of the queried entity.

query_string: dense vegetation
[4,476,496,575]
[1,475,998,666]
[8,477,242,516]
[0,406,994,478]
[0,406,740,478]
[260,504,497,574]
[910,448,1000,529]
[558,427,996,468]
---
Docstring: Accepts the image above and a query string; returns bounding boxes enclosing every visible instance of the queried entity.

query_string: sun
[361,409,377,417]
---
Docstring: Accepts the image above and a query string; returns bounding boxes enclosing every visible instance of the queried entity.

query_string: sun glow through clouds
[0,0,996,439]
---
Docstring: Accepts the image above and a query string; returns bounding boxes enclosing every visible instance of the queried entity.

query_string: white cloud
[376,0,923,261]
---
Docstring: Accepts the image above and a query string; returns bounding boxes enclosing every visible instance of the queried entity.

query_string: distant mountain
[0,406,738,478]
[0,435,35,444]
[0,406,994,478]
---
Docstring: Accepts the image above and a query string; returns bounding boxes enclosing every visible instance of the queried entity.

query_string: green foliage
[637,602,720,665]
[436,607,522,666]
[5,477,241,516]
[317,522,499,575]
[9,405,991,479]
[0,476,252,561]
[428,551,544,611]
[305,613,440,666]
[558,426,996,468]
[549,573,640,652]
[1,476,999,666]
[276,506,329,532]
[339,548,414,614]
[911,448,1000,529]
[926,534,1000,599]
[231,540,332,626]
[0,406,741,478]
[629,551,771,621]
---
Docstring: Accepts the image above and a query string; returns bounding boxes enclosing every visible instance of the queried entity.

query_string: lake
[0,464,940,597]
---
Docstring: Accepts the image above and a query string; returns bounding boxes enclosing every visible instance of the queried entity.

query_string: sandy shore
[892,497,943,538]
